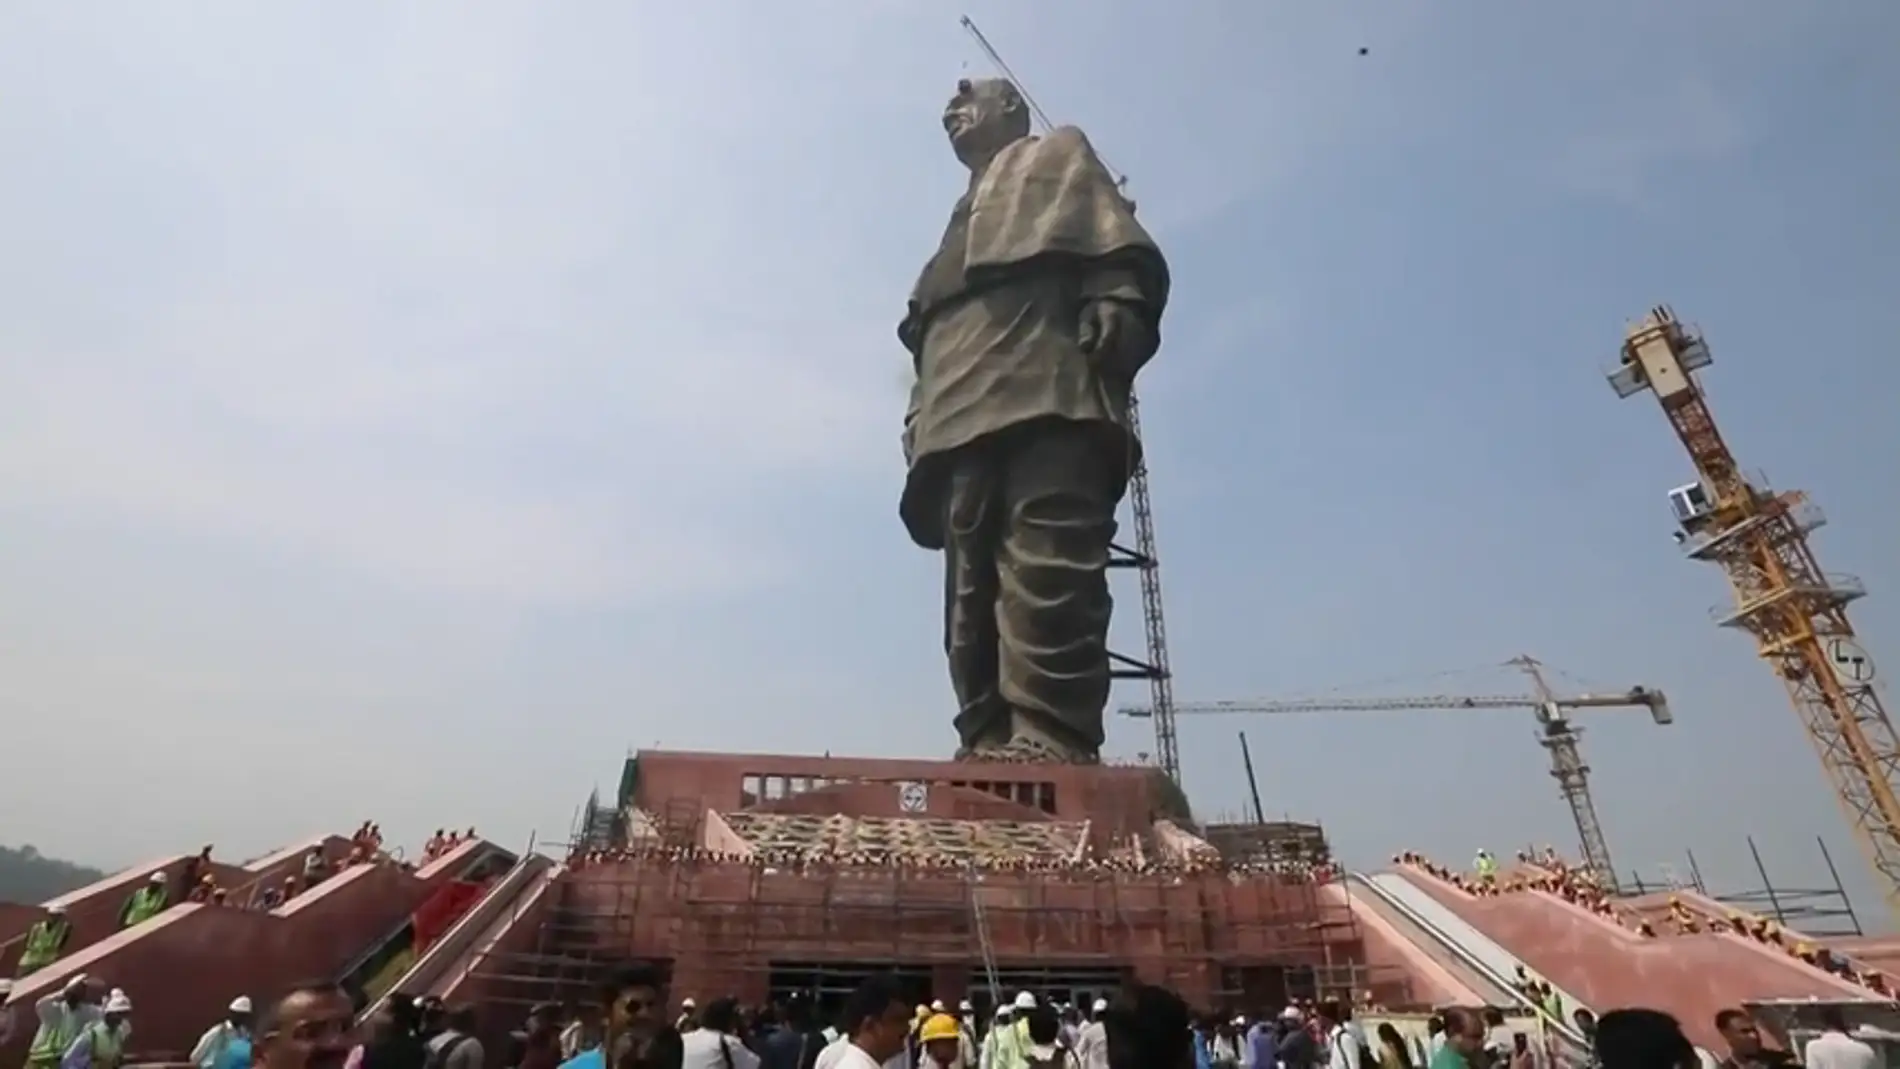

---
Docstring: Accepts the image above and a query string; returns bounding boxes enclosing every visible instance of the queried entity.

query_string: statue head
[943,77,1031,170]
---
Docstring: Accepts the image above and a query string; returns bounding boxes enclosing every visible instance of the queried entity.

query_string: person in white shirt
[189,998,254,1069]
[682,1000,760,1069]
[1316,1003,1362,1069]
[1072,1002,1108,1069]
[815,977,916,1069]
[1802,1007,1878,1069]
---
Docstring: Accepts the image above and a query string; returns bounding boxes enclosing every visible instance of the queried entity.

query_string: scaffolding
[471,851,1382,1014]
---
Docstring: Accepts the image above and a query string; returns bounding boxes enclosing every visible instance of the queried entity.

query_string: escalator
[1346,876,1522,1007]
[1348,874,1592,1058]
[339,856,517,1011]
[356,854,557,1022]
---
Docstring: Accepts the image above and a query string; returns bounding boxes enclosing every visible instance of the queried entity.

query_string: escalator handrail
[1350,873,1592,1053]
[355,853,550,1025]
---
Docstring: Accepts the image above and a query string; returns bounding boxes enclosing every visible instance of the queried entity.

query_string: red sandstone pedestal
[542,749,1371,1011]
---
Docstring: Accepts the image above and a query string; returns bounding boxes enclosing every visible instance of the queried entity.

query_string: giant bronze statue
[899,77,1170,764]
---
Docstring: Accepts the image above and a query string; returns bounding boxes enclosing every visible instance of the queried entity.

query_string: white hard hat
[230,996,253,1013]
[1013,992,1036,1010]
[994,1005,1010,1019]
[105,993,133,1014]
[1091,999,1108,1014]
[48,904,68,915]
[149,872,166,884]
[1281,1007,1303,1021]
[931,1000,945,1012]
[681,998,696,1009]
[958,1000,973,1013]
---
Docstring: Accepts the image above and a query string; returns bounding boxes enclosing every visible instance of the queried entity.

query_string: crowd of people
[0,974,138,1069]
[425,830,481,863]
[1656,899,1893,998]
[561,832,1340,883]
[6,961,1851,1069]
[1394,849,1898,1003]
[1394,850,1645,934]
[333,963,1851,1069]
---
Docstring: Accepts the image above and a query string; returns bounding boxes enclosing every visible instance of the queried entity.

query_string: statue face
[943,77,1030,165]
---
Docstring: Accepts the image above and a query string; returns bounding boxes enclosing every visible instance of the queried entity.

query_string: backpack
[426,1035,474,1069]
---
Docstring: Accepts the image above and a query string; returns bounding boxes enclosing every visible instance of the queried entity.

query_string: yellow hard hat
[920,1014,962,1043]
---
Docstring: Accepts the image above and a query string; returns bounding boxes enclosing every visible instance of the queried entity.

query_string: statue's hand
[1077,298,1153,384]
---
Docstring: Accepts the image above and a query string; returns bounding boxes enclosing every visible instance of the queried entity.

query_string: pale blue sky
[2,3,1895,920]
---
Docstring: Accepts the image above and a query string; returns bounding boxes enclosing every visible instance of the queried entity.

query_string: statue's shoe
[954,744,1023,763]
[990,735,1102,765]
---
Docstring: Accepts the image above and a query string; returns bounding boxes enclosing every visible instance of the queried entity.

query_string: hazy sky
[3,3,1896,920]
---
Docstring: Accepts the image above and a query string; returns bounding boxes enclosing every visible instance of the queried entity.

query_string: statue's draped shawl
[901,126,1171,343]
[962,126,1168,300]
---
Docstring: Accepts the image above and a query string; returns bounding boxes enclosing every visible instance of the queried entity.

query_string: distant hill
[0,844,107,904]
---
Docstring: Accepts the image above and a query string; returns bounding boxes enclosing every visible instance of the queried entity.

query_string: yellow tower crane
[1608,305,1900,918]
[1120,655,1670,892]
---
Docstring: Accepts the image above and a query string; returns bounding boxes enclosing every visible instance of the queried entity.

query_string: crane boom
[1129,690,1667,717]
[1120,656,1669,889]
[1610,305,1900,920]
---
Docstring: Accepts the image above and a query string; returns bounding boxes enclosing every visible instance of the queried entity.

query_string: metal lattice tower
[1108,392,1180,783]
[1610,305,1900,920]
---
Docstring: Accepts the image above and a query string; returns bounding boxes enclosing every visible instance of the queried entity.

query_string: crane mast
[1124,655,1671,890]
[1518,656,1618,892]
[1610,306,1900,918]
[959,16,1179,784]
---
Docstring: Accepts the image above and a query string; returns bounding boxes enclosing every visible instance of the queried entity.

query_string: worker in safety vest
[25,976,101,1069]
[117,874,168,930]
[60,989,131,1069]
[16,905,72,976]
[1473,850,1498,885]
[986,994,1035,1069]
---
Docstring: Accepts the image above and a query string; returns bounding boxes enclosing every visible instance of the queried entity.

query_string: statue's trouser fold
[942,421,1117,758]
